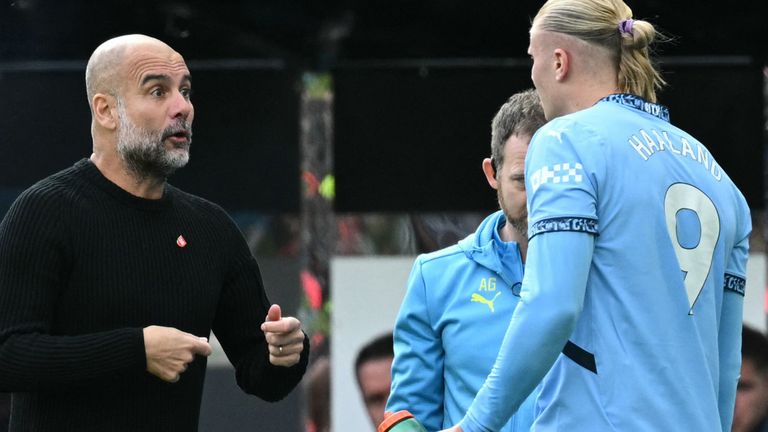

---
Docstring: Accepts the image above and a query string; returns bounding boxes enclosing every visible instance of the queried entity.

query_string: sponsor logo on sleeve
[724,274,746,296]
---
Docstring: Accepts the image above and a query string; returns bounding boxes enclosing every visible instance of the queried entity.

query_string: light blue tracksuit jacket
[386,210,536,432]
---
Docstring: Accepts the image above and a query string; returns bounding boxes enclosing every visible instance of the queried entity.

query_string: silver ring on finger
[278,345,283,354]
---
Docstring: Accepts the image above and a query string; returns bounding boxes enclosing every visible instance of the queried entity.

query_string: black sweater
[0,159,308,431]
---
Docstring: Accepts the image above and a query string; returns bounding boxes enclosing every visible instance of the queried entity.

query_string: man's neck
[89,153,166,199]
[499,222,528,263]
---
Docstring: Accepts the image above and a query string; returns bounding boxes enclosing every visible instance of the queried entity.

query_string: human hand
[143,325,212,382]
[260,304,305,367]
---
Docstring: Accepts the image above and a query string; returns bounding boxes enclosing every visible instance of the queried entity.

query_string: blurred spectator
[355,332,394,429]
[305,356,331,432]
[733,325,768,432]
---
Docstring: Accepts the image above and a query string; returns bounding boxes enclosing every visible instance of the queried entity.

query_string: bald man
[0,34,309,431]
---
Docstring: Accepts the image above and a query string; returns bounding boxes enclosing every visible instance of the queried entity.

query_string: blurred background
[1,1,766,431]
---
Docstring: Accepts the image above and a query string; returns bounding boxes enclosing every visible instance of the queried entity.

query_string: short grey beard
[115,99,191,181]
[508,215,527,239]
[499,189,527,238]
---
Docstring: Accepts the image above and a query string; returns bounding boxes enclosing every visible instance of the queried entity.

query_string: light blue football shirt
[461,94,751,432]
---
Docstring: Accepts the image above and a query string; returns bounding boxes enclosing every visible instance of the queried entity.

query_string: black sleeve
[0,189,146,391]
[212,227,309,401]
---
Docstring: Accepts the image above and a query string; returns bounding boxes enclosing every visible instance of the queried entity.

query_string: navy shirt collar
[600,93,670,122]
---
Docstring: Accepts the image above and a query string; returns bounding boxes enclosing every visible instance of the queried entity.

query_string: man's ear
[482,158,499,190]
[553,48,570,81]
[92,93,118,130]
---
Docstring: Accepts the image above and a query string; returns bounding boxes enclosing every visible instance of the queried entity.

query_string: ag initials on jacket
[471,277,501,313]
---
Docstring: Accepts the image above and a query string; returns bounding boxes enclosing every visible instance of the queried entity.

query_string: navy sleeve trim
[562,340,597,374]
[724,274,746,296]
[529,217,599,239]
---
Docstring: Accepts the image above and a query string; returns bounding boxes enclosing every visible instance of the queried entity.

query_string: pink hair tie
[618,18,634,35]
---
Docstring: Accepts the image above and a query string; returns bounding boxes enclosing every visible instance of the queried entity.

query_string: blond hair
[533,0,666,102]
